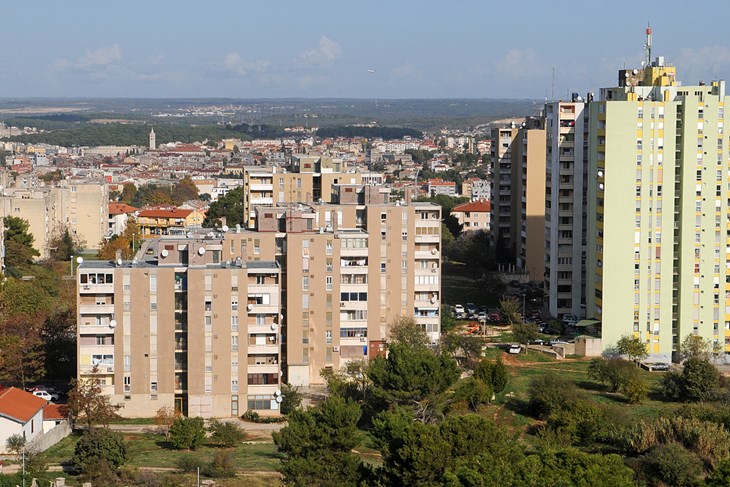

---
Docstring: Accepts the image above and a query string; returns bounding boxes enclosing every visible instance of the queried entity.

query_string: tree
[280,382,303,415]
[208,419,246,447]
[119,183,137,204]
[3,216,40,276]
[72,427,127,478]
[388,315,430,348]
[41,308,77,381]
[500,296,522,325]
[169,416,206,450]
[588,357,648,402]
[273,396,366,487]
[202,186,245,228]
[171,175,199,204]
[528,372,585,419]
[638,443,704,487]
[661,357,719,402]
[0,312,46,388]
[204,450,237,478]
[65,365,123,428]
[616,334,648,362]
[680,334,713,361]
[5,433,25,460]
[154,406,180,439]
[512,322,539,346]
[49,227,84,261]
[97,218,140,260]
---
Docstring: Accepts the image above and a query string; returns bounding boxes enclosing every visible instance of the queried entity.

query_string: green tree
[5,434,25,460]
[208,419,245,447]
[119,183,137,204]
[202,186,245,228]
[65,365,123,428]
[588,357,647,402]
[273,396,366,487]
[0,312,46,388]
[638,443,704,487]
[3,216,40,276]
[41,308,77,381]
[72,427,127,477]
[388,315,430,348]
[49,227,83,261]
[512,322,539,346]
[679,357,720,402]
[499,296,522,325]
[705,457,730,486]
[528,372,585,419]
[169,416,206,450]
[679,334,713,361]
[616,334,648,362]
[280,382,303,415]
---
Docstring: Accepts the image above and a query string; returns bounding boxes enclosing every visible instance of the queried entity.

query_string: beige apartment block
[77,186,441,416]
[77,246,282,418]
[1,178,108,258]
[242,156,370,228]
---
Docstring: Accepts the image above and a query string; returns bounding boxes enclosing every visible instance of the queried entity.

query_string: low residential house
[427,178,456,197]
[137,207,206,237]
[108,202,138,237]
[0,387,47,453]
[452,200,491,232]
[42,403,67,433]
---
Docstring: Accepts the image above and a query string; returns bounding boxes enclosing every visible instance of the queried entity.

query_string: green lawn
[43,432,283,472]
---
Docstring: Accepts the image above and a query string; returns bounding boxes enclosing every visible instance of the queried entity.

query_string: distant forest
[315,125,422,139]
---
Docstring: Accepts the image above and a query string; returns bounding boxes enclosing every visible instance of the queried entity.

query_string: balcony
[247,363,280,374]
[79,324,117,335]
[415,249,439,260]
[79,364,115,375]
[250,184,274,192]
[250,197,274,205]
[246,303,279,315]
[340,247,369,257]
[248,344,280,355]
[414,234,439,243]
[79,304,115,315]
[340,336,369,347]
[79,282,114,294]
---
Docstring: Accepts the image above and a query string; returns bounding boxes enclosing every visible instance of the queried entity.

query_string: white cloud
[298,36,342,65]
[77,44,122,68]
[390,61,419,79]
[214,52,270,78]
[494,48,549,79]
[674,45,730,83]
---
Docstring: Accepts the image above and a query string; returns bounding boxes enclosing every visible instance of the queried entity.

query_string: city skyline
[3,0,729,99]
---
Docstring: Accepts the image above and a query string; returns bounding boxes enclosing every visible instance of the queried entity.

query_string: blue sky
[3,0,729,99]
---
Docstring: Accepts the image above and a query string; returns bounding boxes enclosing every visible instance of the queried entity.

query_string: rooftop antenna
[551,66,555,102]
[644,23,652,68]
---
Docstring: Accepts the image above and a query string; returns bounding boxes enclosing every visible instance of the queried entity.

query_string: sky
[2,0,729,99]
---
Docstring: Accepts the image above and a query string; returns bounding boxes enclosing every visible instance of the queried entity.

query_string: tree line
[316,125,422,139]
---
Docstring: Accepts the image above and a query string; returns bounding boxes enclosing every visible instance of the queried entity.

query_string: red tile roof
[109,203,138,215]
[453,200,491,213]
[138,208,193,219]
[0,387,47,423]
[42,403,66,420]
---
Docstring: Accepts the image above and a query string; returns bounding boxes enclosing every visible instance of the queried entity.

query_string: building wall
[0,409,43,454]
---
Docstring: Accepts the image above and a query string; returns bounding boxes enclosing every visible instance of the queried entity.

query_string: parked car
[488,313,502,323]
[454,304,465,315]
[32,390,56,401]
[529,338,546,345]
[646,362,670,371]
[508,344,522,354]
[466,303,477,317]
[477,311,487,322]
[562,313,578,324]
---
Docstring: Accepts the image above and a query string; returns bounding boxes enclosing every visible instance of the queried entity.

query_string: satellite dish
[597,170,604,178]
[222,225,229,232]
[109,320,117,328]
[431,248,437,255]
[598,183,604,190]
[198,246,206,255]
[430,296,437,304]
[270,323,278,331]
[76,256,84,264]
[633,68,640,74]
[117,258,122,266]
[161,249,169,258]
[275,396,283,403]
[274,389,282,396]
[247,304,253,311]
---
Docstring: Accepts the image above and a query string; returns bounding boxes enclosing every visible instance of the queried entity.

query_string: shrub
[453,377,492,411]
[72,427,127,474]
[208,419,245,447]
[204,450,236,478]
[528,372,584,419]
[241,410,287,423]
[639,443,704,487]
[588,357,648,403]
[176,454,206,473]
[280,382,303,415]
[661,357,720,402]
[168,416,206,450]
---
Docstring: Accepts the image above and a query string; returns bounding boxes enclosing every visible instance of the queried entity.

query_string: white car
[454,304,465,315]
[508,344,522,354]
[32,390,54,401]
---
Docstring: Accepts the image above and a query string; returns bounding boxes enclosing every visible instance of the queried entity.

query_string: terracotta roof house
[452,200,491,232]
[0,387,47,453]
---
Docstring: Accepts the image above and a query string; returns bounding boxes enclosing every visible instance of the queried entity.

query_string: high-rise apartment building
[544,98,589,319]
[586,56,729,361]
[77,185,442,416]
[241,155,369,228]
[490,126,518,256]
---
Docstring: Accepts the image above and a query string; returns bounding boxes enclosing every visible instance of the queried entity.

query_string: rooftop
[0,387,47,424]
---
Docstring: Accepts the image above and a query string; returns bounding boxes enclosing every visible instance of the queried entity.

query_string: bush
[661,357,720,402]
[280,382,303,415]
[241,410,287,423]
[168,416,206,450]
[453,377,492,411]
[208,419,245,447]
[176,454,206,473]
[204,450,236,478]
[72,428,127,474]
[639,443,704,487]
[528,372,584,419]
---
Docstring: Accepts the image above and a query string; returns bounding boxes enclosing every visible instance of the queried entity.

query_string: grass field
[477,349,678,436]
[43,432,283,471]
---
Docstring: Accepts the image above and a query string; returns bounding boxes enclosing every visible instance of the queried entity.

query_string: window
[302,276,309,291]
[248,395,277,410]
[232,380,239,392]
[326,276,333,291]
[247,373,278,385]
